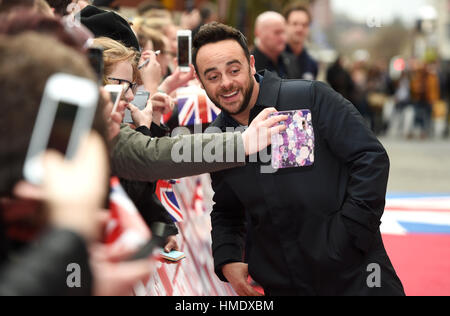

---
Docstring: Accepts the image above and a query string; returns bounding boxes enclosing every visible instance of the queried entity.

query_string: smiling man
[193,22,405,296]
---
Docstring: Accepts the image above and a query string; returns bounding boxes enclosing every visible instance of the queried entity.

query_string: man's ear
[250,55,256,76]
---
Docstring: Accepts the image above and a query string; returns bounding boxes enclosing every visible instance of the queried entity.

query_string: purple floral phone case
[270,110,315,169]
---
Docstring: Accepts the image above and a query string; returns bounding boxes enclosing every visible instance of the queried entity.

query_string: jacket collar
[255,70,282,109]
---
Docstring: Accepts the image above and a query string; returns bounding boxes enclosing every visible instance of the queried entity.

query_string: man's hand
[222,263,263,296]
[242,107,288,156]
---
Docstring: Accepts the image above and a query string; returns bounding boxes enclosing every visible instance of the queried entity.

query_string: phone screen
[88,48,104,83]
[47,102,78,155]
[178,36,190,67]
[124,92,150,124]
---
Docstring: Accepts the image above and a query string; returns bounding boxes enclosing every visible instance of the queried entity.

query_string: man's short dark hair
[283,2,312,24]
[192,22,250,74]
[45,0,72,16]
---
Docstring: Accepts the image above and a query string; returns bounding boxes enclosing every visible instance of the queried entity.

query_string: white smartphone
[104,84,124,114]
[177,30,192,72]
[23,73,99,185]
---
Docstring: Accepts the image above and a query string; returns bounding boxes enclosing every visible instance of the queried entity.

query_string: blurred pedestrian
[326,56,355,101]
[283,2,318,80]
[410,62,440,138]
[252,11,299,79]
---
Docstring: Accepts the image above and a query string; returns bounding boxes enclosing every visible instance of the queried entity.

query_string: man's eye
[231,69,240,74]
[208,76,218,81]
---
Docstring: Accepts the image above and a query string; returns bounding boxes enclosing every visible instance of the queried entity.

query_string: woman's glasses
[107,77,138,94]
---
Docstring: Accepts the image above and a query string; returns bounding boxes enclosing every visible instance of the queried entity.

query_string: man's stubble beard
[205,71,255,117]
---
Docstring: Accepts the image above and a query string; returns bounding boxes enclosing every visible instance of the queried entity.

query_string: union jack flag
[156,180,184,222]
[105,177,151,248]
[176,87,221,126]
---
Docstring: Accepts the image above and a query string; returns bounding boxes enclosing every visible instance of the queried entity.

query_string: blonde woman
[93,37,180,253]
[93,37,170,129]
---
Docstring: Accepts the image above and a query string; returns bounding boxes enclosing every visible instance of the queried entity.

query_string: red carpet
[382,234,450,296]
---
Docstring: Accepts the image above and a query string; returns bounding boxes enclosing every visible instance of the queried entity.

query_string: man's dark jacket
[209,70,405,296]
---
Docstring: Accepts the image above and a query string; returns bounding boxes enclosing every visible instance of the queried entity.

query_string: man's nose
[221,75,233,90]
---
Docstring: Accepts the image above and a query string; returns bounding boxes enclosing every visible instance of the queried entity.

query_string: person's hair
[0,0,34,13]
[34,0,53,16]
[0,8,83,52]
[93,37,139,85]
[283,2,312,24]
[137,0,164,15]
[44,0,72,16]
[134,16,172,34]
[192,22,250,74]
[136,26,165,53]
[0,32,106,196]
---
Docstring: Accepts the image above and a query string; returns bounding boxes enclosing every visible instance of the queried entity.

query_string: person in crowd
[136,27,172,79]
[45,0,72,16]
[410,61,440,138]
[0,32,152,296]
[192,22,405,296]
[351,60,374,129]
[94,36,179,251]
[80,5,141,52]
[0,0,34,13]
[0,8,86,51]
[251,11,299,79]
[283,3,318,80]
[327,56,355,102]
[75,6,288,184]
[0,0,51,16]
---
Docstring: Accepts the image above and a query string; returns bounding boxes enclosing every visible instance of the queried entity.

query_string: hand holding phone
[124,91,151,125]
[270,110,315,169]
[24,73,99,185]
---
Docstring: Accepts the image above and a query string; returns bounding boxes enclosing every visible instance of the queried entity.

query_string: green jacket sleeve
[111,125,246,182]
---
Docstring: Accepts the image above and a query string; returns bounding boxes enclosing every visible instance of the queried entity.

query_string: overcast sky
[331,0,431,25]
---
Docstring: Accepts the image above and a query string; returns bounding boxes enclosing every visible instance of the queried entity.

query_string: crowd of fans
[0,0,287,295]
[0,0,447,296]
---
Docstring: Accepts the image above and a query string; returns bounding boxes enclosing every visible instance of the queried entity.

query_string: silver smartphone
[177,30,192,72]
